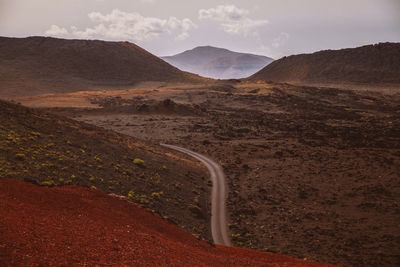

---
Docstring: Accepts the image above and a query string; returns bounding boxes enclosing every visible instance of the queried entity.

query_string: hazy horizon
[1,0,399,59]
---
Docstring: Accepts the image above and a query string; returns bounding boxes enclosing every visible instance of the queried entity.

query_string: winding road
[160,144,231,246]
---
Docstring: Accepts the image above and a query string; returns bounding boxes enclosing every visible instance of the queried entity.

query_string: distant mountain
[162,46,274,79]
[249,43,400,85]
[0,36,205,98]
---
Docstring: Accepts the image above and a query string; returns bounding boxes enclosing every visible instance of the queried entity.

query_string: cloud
[45,25,68,36]
[45,9,196,42]
[198,5,268,35]
[199,5,248,21]
[272,32,290,48]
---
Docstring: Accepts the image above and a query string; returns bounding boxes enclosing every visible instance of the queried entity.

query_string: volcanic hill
[162,46,274,79]
[0,36,206,98]
[249,42,400,86]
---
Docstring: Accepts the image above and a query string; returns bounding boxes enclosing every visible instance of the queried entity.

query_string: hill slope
[0,99,212,241]
[0,36,204,98]
[249,42,400,85]
[162,46,273,79]
[0,179,334,266]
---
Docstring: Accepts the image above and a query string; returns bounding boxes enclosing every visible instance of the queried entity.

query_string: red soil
[0,179,335,266]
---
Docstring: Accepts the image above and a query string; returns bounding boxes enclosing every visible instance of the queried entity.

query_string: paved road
[160,144,231,246]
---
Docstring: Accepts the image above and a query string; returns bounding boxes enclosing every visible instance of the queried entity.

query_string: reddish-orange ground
[0,179,335,266]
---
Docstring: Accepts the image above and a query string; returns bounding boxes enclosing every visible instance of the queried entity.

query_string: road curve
[160,143,231,246]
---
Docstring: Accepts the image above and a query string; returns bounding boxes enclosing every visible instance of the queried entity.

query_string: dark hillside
[249,43,400,85]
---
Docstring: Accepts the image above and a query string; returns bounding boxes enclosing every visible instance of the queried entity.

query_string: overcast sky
[1,0,399,58]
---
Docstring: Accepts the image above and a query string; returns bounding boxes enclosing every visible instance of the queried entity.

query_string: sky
[0,0,399,59]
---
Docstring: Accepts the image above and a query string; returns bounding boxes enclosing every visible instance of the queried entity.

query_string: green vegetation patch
[133,158,145,167]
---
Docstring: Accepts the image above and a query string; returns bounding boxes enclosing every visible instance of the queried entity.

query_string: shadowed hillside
[162,46,273,79]
[0,36,206,97]
[249,43,400,86]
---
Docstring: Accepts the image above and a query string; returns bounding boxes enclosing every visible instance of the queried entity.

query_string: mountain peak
[191,45,230,52]
[162,46,273,79]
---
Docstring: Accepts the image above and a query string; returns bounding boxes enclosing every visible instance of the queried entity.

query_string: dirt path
[161,144,231,246]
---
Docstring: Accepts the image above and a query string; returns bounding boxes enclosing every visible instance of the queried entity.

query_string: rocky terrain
[249,43,400,87]
[0,179,334,266]
[22,80,400,267]
[0,36,207,98]
[162,46,273,79]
